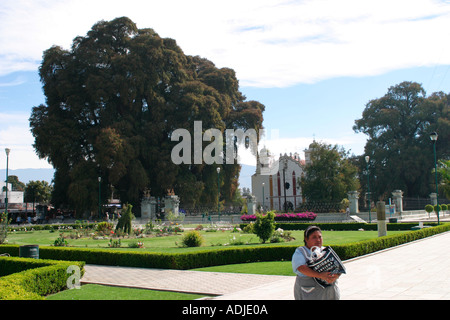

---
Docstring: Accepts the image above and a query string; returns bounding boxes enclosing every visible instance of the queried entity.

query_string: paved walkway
[81,265,292,297]
[81,230,450,300]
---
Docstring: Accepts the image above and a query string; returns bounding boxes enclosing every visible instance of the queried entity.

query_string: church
[0,181,24,206]
[251,144,315,212]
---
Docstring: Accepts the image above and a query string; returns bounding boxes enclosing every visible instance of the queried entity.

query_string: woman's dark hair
[303,226,321,245]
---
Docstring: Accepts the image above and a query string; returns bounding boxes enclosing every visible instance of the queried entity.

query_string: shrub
[425,204,434,213]
[0,257,85,300]
[108,239,121,248]
[254,211,276,243]
[115,204,134,234]
[96,222,114,235]
[441,204,448,211]
[128,240,144,248]
[270,228,295,243]
[242,222,254,234]
[53,234,69,247]
[181,230,204,247]
[434,205,442,213]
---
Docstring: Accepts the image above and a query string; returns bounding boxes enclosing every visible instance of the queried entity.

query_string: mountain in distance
[238,164,256,191]
[0,168,55,184]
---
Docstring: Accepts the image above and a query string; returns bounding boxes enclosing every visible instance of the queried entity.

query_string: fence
[180,197,450,216]
[295,201,343,213]
[403,197,450,211]
[179,205,243,216]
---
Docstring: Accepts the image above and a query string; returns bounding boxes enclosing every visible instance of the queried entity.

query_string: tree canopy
[4,176,25,192]
[300,141,360,202]
[353,81,449,199]
[437,160,450,200]
[30,17,265,216]
[24,181,52,204]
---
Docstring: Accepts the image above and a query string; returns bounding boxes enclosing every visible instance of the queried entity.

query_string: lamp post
[365,155,371,223]
[430,132,440,224]
[283,157,287,212]
[98,176,102,220]
[217,167,221,221]
[262,182,265,212]
[4,148,10,214]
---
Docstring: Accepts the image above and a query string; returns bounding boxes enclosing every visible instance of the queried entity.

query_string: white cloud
[1,0,450,87]
[237,129,367,166]
[0,112,52,169]
[0,77,26,87]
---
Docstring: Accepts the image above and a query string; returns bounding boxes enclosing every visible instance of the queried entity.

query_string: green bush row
[331,223,450,260]
[0,257,85,300]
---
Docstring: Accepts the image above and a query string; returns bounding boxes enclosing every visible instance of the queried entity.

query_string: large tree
[24,181,52,204]
[30,17,264,216]
[300,141,360,202]
[437,160,450,199]
[353,81,449,199]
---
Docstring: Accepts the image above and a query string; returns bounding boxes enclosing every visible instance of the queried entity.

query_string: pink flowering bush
[241,215,257,222]
[275,212,317,221]
[241,212,317,222]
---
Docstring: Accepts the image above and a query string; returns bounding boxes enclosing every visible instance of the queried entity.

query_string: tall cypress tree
[30,17,265,216]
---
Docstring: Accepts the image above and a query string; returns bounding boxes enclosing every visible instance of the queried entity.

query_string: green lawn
[46,284,207,300]
[193,260,294,276]
[5,228,408,253]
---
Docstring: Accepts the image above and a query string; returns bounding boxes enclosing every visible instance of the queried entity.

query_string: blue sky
[1,0,450,188]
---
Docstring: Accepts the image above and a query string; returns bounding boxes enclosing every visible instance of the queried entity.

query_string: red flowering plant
[240,214,257,222]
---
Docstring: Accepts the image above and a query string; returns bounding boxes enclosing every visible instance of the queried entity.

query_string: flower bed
[241,212,317,222]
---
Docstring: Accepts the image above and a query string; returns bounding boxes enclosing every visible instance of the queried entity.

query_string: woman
[292,225,340,300]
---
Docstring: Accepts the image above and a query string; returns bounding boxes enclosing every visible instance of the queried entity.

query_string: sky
[1,0,450,188]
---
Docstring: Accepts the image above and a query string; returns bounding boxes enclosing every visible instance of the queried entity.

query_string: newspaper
[301,246,346,288]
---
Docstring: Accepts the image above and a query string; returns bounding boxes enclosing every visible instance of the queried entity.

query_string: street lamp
[98,176,102,220]
[4,148,10,214]
[262,182,265,212]
[430,132,440,224]
[217,167,221,221]
[283,157,287,212]
[365,155,371,223]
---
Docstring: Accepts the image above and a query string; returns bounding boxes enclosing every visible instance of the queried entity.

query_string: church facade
[251,148,310,212]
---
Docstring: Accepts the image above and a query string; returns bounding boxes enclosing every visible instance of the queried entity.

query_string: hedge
[0,257,85,300]
[331,223,450,260]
